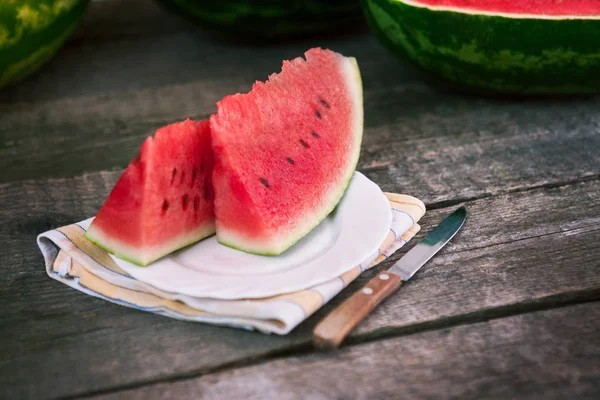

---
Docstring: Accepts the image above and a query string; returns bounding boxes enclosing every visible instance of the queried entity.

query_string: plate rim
[115,172,392,299]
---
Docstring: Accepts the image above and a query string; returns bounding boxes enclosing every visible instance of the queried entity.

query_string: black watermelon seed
[182,194,189,210]
[299,139,309,149]
[191,167,197,186]
[204,185,212,200]
[287,157,295,164]
[260,177,269,188]
[162,199,169,212]
[203,176,213,200]
[194,195,200,210]
[315,111,322,119]
[171,168,177,184]
[319,98,331,109]
[312,131,320,139]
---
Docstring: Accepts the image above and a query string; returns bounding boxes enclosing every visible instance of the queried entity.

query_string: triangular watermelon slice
[85,119,216,265]
[210,48,363,255]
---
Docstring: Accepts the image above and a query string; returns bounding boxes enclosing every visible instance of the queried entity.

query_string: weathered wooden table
[2,1,600,399]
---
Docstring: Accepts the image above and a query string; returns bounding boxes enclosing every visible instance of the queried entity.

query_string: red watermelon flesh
[210,48,363,255]
[408,0,600,16]
[85,119,215,265]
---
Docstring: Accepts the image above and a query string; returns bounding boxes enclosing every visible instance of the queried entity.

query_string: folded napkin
[37,193,425,335]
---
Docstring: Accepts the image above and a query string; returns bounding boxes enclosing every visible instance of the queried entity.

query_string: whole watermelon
[363,0,600,95]
[155,0,364,39]
[0,0,89,89]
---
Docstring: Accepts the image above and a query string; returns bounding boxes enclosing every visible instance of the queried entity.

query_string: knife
[313,206,467,350]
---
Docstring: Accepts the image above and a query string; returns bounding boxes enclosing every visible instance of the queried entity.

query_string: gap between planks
[423,173,600,210]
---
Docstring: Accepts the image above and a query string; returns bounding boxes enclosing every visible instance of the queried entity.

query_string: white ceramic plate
[113,172,391,299]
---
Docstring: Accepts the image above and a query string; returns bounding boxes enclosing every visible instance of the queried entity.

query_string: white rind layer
[399,0,600,20]
[85,222,216,266]
[217,55,364,256]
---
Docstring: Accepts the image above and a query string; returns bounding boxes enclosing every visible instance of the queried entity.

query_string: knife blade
[313,207,467,350]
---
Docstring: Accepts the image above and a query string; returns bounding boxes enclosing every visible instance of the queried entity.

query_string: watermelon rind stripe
[363,0,600,94]
[216,56,364,256]
[0,0,89,88]
[0,19,79,87]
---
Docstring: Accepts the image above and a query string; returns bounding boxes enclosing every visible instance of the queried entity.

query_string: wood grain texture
[0,18,397,105]
[346,179,600,339]
[314,273,403,349]
[1,1,597,188]
[1,0,600,398]
[93,302,600,400]
[0,33,420,182]
[1,177,598,398]
[2,89,599,192]
[72,0,190,41]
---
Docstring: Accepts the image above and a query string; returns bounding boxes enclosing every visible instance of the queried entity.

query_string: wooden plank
[2,0,599,190]
[1,24,598,186]
[0,33,409,121]
[2,84,599,189]
[0,32,422,183]
[1,177,598,398]
[71,0,189,41]
[93,302,600,400]
[350,182,600,338]
[2,1,598,187]
[0,27,395,105]
[360,94,600,202]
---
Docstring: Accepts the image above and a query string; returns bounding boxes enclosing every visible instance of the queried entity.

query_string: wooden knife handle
[313,272,403,350]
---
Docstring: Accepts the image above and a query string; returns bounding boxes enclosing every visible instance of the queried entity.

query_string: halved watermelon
[0,0,90,89]
[363,0,600,94]
[85,119,215,266]
[210,48,363,255]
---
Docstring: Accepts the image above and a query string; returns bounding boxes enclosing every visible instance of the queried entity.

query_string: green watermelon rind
[84,233,148,266]
[362,0,600,95]
[216,57,364,256]
[0,0,90,88]
[84,224,216,266]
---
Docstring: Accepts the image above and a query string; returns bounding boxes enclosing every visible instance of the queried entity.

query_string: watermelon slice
[210,48,363,255]
[85,119,216,266]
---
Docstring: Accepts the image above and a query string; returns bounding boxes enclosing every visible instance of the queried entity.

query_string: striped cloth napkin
[37,193,425,335]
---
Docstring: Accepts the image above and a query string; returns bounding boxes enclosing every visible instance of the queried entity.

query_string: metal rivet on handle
[362,287,373,295]
[380,274,389,280]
